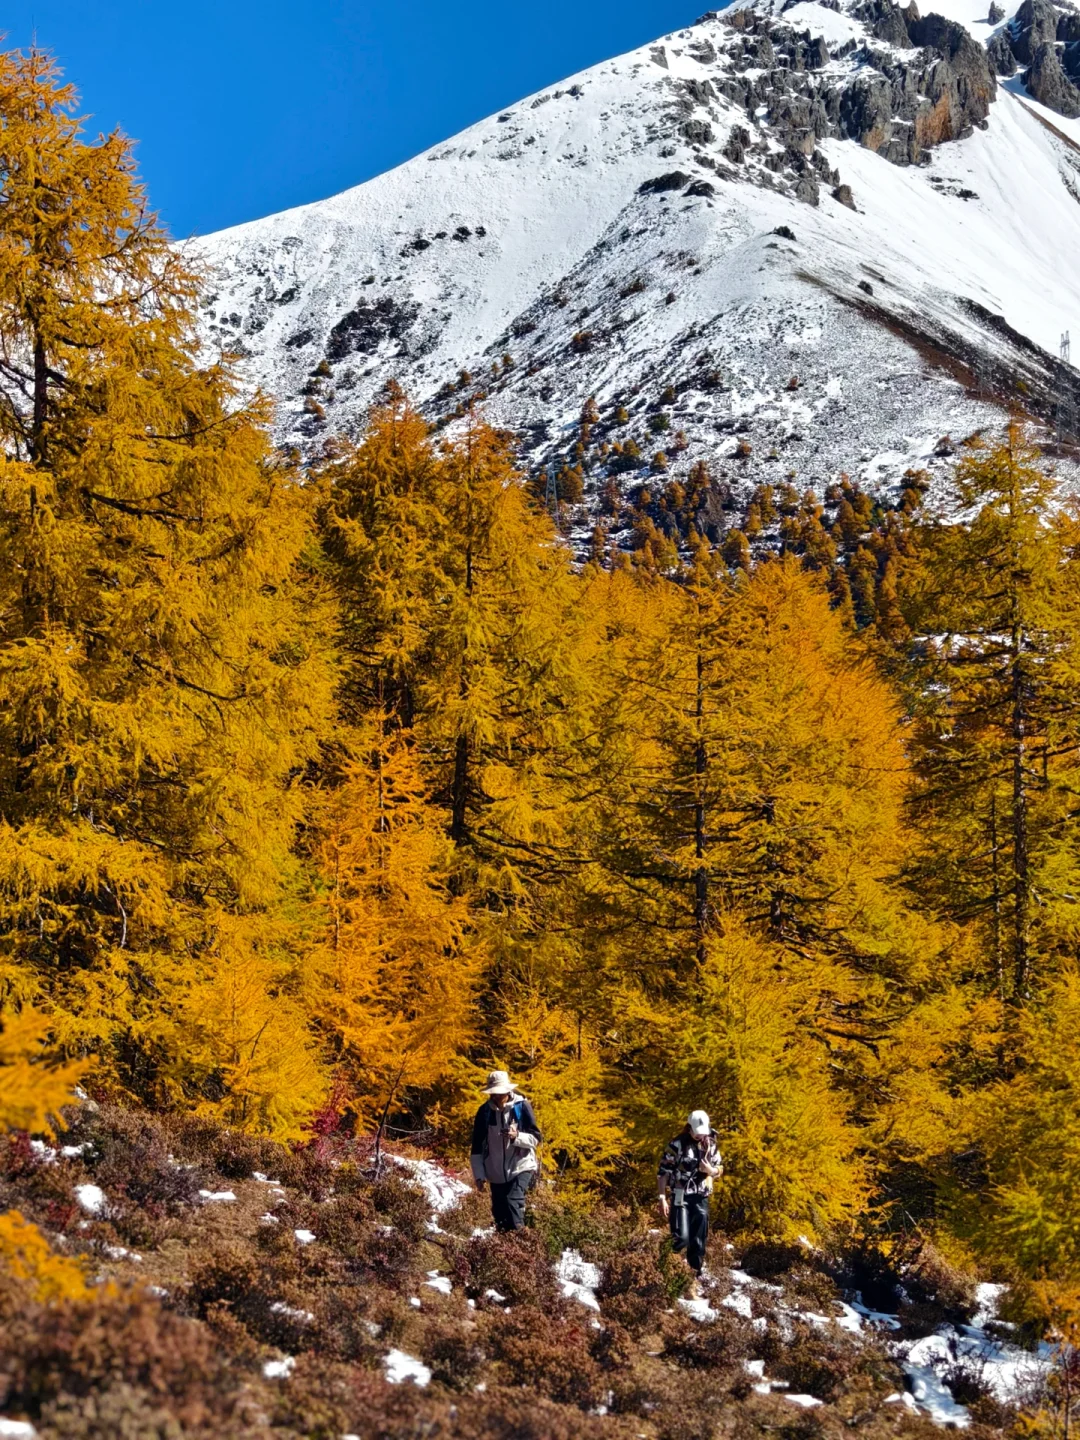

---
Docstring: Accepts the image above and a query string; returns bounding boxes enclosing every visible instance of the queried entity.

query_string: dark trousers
[670,1192,710,1273]
[490,1171,533,1232]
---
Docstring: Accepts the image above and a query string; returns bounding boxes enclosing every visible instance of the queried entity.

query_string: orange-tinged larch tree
[307,716,481,1131]
[0,48,335,1135]
[591,558,937,1230]
[317,400,626,1177]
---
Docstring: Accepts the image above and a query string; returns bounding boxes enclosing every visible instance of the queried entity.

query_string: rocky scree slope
[196,0,1080,541]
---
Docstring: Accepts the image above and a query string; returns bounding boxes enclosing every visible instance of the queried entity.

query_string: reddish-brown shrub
[438,1184,492,1238]
[186,1243,312,1351]
[597,1239,669,1333]
[0,1295,233,1425]
[270,1353,360,1440]
[369,1171,430,1242]
[313,1194,376,1254]
[419,1318,487,1390]
[767,1321,891,1404]
[454,1385,615,1440]
[452,1227,561,1307]
[70,1107,205,1215]
[739,1239,811,1280]
[664,1305,753,1372]
[38,1380,188,1438]
[589,1318,635,1371]
[483,1305,605,1408]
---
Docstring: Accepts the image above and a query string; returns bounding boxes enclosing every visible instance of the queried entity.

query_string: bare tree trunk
[31,332,47,463]
[373,1058,409,1179]
[1011,626,1031,1001]
[694,650,708,965]
[451,512,474,844]
[451,732,470,843]
[989,790,1004,1001]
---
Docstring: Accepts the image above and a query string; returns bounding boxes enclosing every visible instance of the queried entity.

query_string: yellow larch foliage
[0,1209,92,1302]
[0,1008,82,1134]
[0,47,336,1130]
[624,918,870,1240]
[308,719,481,1129]
[902,428,1080,1003]
[958,970,1080,1320]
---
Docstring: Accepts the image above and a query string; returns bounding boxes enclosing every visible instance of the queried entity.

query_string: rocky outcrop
[1026,39,1080,113]
[987,28,1019,73]
[715,2,995,171]
[984,0,1080,114]
[1010,0,1061,65]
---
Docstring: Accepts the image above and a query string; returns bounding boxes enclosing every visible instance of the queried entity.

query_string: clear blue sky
[4,1,698,238]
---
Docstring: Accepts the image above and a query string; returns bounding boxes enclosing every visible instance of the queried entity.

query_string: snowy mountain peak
[196,0,1080,532]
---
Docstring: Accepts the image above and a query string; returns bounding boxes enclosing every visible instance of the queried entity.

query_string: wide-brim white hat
[481,1069,514,1095]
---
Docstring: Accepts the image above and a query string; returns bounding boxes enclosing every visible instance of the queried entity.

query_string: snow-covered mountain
[196,0,1080,520]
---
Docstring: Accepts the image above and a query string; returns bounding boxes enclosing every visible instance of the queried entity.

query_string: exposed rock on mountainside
[196,0,1080,534]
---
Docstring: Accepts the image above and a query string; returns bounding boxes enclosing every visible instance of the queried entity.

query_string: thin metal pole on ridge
[1056,332,1075,444]
[544,465,559,515]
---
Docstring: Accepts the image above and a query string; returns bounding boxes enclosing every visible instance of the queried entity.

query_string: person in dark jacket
[658,1109,722,1298]
[470,1070,541,1232]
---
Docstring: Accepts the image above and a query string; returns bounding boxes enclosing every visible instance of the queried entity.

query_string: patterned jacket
[658,1130,722,1198]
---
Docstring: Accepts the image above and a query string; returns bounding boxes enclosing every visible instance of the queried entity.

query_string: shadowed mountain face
[196,0,1080,540]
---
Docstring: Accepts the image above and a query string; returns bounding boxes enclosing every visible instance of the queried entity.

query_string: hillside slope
[0,1105,1052,1438]
[195,0,1080,521]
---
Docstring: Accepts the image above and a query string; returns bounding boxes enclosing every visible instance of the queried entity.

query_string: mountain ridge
[195,0,1080,537]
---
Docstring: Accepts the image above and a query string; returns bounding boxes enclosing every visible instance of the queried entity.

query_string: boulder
[805,35,831,67]
[795,174,821,204]
[639,172,693,193]
[1011,0,1061,65]
[987,28,1018,72]
[832,183,858,208]
[723,125,752,163]
[682,118,716,144]
[1025,40,1080,114]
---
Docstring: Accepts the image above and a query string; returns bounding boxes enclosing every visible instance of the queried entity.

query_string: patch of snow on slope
[384,1350,432,1386]
[74,1183,105,1214]
[556,1249,602,1310]
[390,1153,472,1213]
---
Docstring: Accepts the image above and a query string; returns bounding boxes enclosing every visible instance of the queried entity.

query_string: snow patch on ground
[556,1248,602,1311]
[835,1279,1048,1425]
[0,1423,37,1438]
[74,1183,105,1215]
[389,1153,472,1214]
[383,1349,432,1386]
[262,1357,296,1380]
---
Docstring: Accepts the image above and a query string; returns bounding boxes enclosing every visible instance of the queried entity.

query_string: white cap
[688,1109,710,1136]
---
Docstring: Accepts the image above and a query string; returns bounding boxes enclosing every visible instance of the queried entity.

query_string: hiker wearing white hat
[469,1070,542,1232]
[657,1109,722,1298]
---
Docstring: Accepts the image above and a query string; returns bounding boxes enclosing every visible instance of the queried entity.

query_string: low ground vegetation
[0,1104,1050,1440]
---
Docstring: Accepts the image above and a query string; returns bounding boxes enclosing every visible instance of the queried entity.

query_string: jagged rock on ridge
[1025,41,1080,115]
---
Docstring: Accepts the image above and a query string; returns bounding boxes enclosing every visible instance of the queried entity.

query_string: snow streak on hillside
[196,0,1080,513]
